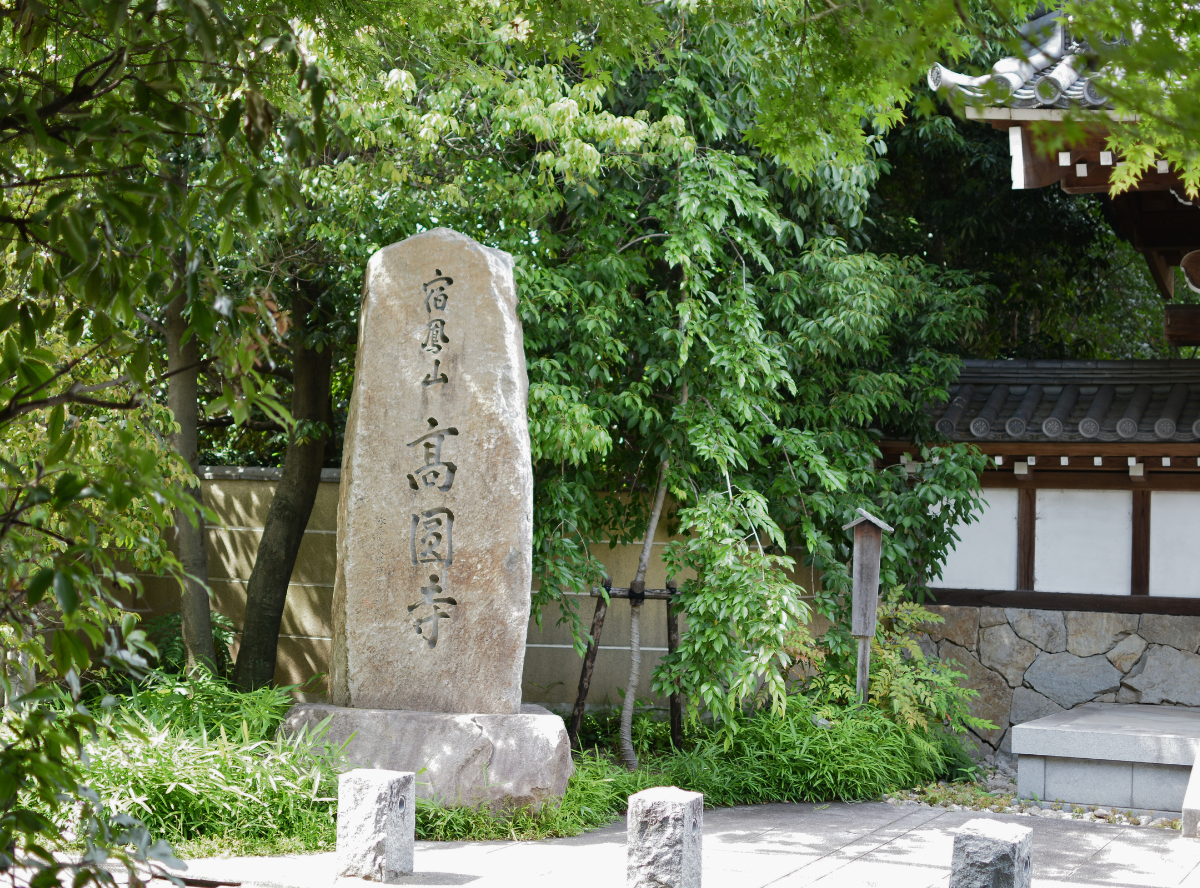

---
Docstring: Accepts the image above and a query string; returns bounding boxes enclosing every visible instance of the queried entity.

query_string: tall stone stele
[287,229,572,809]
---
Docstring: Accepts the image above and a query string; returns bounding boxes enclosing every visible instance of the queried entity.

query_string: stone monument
[286,228,572,809]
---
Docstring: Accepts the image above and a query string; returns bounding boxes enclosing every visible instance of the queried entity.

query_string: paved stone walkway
[173,801,1200,887]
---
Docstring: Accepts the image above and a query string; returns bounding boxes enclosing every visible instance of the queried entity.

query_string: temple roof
[928,9,1110,110]
[931,360,1200,443]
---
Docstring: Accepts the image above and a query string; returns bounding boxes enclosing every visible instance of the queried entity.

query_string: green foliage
[52,673,344,859]
[80,718,342,857]
[1056,1,1200,195]
[0,0,332,873]
[180,8,995,743]
[59,676,967,852]
[801,593,995,738]
[874,96,1164,360]
[489,16,995,730]
[0,0,326,386]
[108,671,297,743]
[415,753,657,842]
[0,367,194,882]
[143,612,238,679]
[655,698,946,805]
[10,0,1192,875]
[936,731,983,784]
[418,697,966,841]
[61,668,976,854]
[658,492,810,729]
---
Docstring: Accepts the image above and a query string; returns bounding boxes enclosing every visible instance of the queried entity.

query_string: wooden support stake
[665,580,683,749]
[856,637,871,703]
[568,579,610,749]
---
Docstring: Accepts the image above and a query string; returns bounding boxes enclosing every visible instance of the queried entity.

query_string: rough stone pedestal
[286,703,572,810]
[951,819,1032,888]
[336,769,415,883]
[626,787,703,888]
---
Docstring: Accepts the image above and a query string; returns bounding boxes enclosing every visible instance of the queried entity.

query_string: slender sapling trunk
[166,293,218,674]
[620,458,670,770]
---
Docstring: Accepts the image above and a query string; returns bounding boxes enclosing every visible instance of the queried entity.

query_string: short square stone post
[337,769,415,882]
[627,786,703,888]
[951,819,1032,888]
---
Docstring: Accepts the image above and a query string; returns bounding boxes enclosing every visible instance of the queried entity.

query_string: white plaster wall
[1034,489,1131,595]
[1149,491,1200,598]
[932,488,1018,590]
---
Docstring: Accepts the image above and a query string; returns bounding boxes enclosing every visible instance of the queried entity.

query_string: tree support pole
[166,293,217,675]
[568,578,610,749]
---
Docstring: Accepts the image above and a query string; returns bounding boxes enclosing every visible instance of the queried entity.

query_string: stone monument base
[284,703,573,810]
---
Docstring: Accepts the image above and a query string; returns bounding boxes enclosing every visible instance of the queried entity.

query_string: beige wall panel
[205,528,260,582]
[808,610,832,637]
[528,598,670,650]
[785,563,822,594]
[275,635,330,700]
[277,583,333,638]
[203,480,280,529]
[210,579,246,627]
[206,529,336,587]
[210,580,333,639]
[522,646,667,706]
[590,542,675,590]
[304,483,341,531]
[202,480,340,531]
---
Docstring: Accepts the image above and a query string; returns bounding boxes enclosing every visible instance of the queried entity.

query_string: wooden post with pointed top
[843,509,893,703]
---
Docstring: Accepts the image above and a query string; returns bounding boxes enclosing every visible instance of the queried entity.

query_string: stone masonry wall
[921,605,1200,756]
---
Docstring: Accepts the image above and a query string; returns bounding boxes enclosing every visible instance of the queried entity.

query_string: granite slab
[1012,702,1200,765]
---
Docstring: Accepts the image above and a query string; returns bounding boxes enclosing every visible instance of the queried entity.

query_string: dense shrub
[656,699,945,805]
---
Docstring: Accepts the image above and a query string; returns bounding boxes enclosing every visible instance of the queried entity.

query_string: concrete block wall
[921,605,1200,755]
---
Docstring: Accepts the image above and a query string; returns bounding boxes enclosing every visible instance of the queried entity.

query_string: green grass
[64,673,343,857]
[67,674,975,856]
[414,697,967,842]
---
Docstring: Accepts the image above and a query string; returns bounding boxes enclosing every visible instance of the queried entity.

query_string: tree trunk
[166,293,218,675]
[620,458,670,771]
[233,290,333,691]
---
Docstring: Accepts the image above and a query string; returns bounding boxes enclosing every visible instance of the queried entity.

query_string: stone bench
[1015,702,1200,815]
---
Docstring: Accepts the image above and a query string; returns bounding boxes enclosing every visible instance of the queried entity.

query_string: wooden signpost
[842,508,893,703]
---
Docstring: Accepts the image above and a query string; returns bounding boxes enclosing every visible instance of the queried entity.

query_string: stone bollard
[627,786,703,888]
[951,818,1032,888]
[336,769,415,882]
